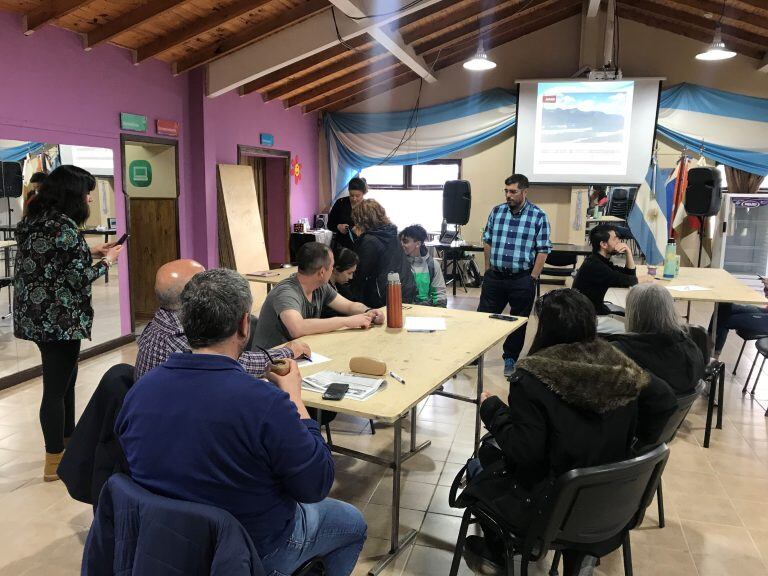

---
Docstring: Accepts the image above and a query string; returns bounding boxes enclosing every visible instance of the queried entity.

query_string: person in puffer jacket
[399,224,447,307]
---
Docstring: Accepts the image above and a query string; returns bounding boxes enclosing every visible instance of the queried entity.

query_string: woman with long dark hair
[327,177,367,253]
[461,289,648,574]
[14,165,123,481]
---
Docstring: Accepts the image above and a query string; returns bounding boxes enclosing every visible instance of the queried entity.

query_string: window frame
[360,159,462,190]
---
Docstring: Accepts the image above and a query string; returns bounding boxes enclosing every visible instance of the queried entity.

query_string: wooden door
[128,198,180,322]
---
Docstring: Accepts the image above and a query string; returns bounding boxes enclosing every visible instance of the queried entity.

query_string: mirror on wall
[0,140,123,381]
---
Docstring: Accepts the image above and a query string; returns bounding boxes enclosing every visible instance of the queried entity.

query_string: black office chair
[449,445,669,576]
[688,326,724,448]
[636,382,704,528]
[536,253,577,298]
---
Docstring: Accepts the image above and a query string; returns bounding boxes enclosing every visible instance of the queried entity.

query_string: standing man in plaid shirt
[134,259,309,381]
[478,174,551,377]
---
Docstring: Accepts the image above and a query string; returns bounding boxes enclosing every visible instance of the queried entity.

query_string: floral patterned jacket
[13,212,108,342]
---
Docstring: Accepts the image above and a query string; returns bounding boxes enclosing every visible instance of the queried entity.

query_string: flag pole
[669,148,687,238]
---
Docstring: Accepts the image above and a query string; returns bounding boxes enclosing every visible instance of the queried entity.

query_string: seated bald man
[134,259,309,381]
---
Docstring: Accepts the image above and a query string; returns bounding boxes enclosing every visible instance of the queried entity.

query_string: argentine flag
[627,161,673,265]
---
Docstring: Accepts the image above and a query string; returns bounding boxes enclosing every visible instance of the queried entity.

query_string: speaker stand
[685,216,706,321]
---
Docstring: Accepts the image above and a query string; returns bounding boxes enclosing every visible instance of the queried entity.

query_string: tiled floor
[0,287,767,575]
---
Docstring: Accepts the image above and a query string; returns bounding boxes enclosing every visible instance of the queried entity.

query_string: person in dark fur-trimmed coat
[461,289,651,574]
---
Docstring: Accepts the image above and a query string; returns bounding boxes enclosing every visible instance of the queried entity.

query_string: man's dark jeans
[477,269,535,361]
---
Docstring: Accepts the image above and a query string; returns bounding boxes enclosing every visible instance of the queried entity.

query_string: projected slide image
[533,81,634,176]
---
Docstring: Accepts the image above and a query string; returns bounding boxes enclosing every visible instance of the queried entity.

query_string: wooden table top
[297,305,527,422]
[637,266,768,306]
[246,266,298,285]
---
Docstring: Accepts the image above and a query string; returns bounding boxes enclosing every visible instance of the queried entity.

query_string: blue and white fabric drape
[0,142,44,162]
[325,88,517,200]
[657,83,768,176]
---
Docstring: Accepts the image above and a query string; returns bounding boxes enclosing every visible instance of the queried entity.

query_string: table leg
[267,283,272,293]
[710,303,718,356]
[369,417,418,576]
[475,354,484,450]
[410,406,417,452]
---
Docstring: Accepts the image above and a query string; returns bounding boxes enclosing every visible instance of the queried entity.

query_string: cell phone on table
[115,233,129,245]
[322,383,349,401]
[489,314,519,322]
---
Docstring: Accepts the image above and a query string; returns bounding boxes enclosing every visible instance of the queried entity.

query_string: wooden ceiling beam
[665,0,768,31]
[135,0,275,63]
[262,43,386,100]
[23,0,95,34]
[616,3,765,59]
[286,57,403,108]
[240,36,371,95]
[414,0,570,55]
[173,0,330,75]
[402,0,520,45]
[432,3,582,69]
[423,1,581,63]
[84,0,189,50]
[304,68,418,113]
[632,0,768,47]
[390,0,460,34]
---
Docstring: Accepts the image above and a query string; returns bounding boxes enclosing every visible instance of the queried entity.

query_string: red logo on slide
[542,95,556,103]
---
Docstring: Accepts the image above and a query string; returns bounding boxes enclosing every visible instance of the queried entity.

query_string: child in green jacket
[399,225,447,307]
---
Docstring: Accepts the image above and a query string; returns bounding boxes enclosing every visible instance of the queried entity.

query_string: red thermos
[386,272,403,329]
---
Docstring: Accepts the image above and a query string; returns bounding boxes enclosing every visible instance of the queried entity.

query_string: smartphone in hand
[115,233,130,245]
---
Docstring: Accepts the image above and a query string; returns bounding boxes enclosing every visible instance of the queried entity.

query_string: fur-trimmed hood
[516,339,648,414]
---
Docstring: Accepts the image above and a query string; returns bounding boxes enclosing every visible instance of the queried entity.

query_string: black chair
[732,329,768,376]
[688,326,724,448]
[637,382,705,528]
[289,233,317,264]
[536,253,577,298]
[607,188,631,219]
[449,445,670,576]
[742,337,768,401]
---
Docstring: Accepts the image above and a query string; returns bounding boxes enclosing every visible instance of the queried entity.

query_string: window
[359,160,461,231]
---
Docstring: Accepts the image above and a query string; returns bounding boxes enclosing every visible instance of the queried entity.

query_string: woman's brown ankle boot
[44,451,64,482]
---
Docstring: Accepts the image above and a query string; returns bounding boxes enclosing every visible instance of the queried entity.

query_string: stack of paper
[404,317,446,332]
[302,371,385,401]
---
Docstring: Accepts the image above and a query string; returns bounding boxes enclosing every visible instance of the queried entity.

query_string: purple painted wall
[1,10,320,337]
[197,86,319,266]
[265,157,288,264]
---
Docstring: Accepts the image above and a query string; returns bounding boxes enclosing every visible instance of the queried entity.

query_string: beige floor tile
[416,512,479,552]
[438,462,465,487]
[733,499,768,532]
[718,473,768,502]
[630,518,689,551]
[402,544,473,576]
[352,536,412,576]
[692,553,768,576]
[596,544,698,576]
[362,503,425,541]
[682,520,762,558]
[668,493,744,527]
[383,454,445,485]
[661,469,728,499]
[709,453,768,479]
[426,486,464,518]
[370,479,437,512]
[329,470,385,505]
[749,529,768,562]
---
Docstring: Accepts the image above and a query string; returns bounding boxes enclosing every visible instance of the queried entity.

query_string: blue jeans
[260,499,367,576]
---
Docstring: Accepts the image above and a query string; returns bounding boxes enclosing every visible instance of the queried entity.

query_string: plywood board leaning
[217,164,269,312]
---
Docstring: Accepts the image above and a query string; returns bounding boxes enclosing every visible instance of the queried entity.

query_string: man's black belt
[489,267,532,279]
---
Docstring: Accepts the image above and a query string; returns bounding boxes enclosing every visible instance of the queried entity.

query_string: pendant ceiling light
[695,26,737,61]
[463,44,496,71]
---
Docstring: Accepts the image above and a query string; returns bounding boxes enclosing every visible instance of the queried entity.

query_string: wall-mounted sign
[156,119,179,137]
[260,133,274,147]
[120,112,147,132]
[128,160,152,188]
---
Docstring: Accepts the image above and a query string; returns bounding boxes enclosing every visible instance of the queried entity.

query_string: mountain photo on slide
[540,88,630,144]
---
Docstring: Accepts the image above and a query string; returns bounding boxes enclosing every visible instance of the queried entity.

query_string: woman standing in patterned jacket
[13,165,123,481]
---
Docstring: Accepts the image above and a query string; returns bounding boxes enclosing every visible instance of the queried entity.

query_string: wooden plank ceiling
[1,0,766,113]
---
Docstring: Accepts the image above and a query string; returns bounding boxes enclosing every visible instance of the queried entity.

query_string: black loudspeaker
[314,213,328,229]
[0,162,23,198]
[443,180,471,225]
[684,167,721,217]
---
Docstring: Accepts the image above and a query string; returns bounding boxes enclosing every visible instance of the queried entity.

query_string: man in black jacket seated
[573,224,651,334]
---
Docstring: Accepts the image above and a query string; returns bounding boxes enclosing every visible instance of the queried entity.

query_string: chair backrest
[545,252,578,268]
[607,188,631,218]
[687,325,711,363]
[529,444,669,551]
[655,381,705,445]
[289,233,317,264]
[757,337,768,357]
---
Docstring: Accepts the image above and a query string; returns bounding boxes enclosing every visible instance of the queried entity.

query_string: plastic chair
[536,253,577,298]
[732,329,768,376]
[636,382,704,528]
[449,445,670,576]
[743,337,768,399]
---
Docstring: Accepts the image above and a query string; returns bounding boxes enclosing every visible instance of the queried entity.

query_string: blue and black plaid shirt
[483,200,552,272]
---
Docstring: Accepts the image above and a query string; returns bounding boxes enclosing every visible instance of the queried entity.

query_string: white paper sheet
[302,371,385,401]
[666,285,711,292]
[296,352,331,368]
[405,317,447,332]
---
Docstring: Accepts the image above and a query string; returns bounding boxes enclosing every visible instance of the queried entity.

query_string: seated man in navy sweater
[116,268,367,575]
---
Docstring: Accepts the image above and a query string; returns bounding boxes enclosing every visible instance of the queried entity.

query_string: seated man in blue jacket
[116,268,367,575]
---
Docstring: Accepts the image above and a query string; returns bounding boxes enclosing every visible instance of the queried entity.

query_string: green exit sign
[120,112,147,132]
